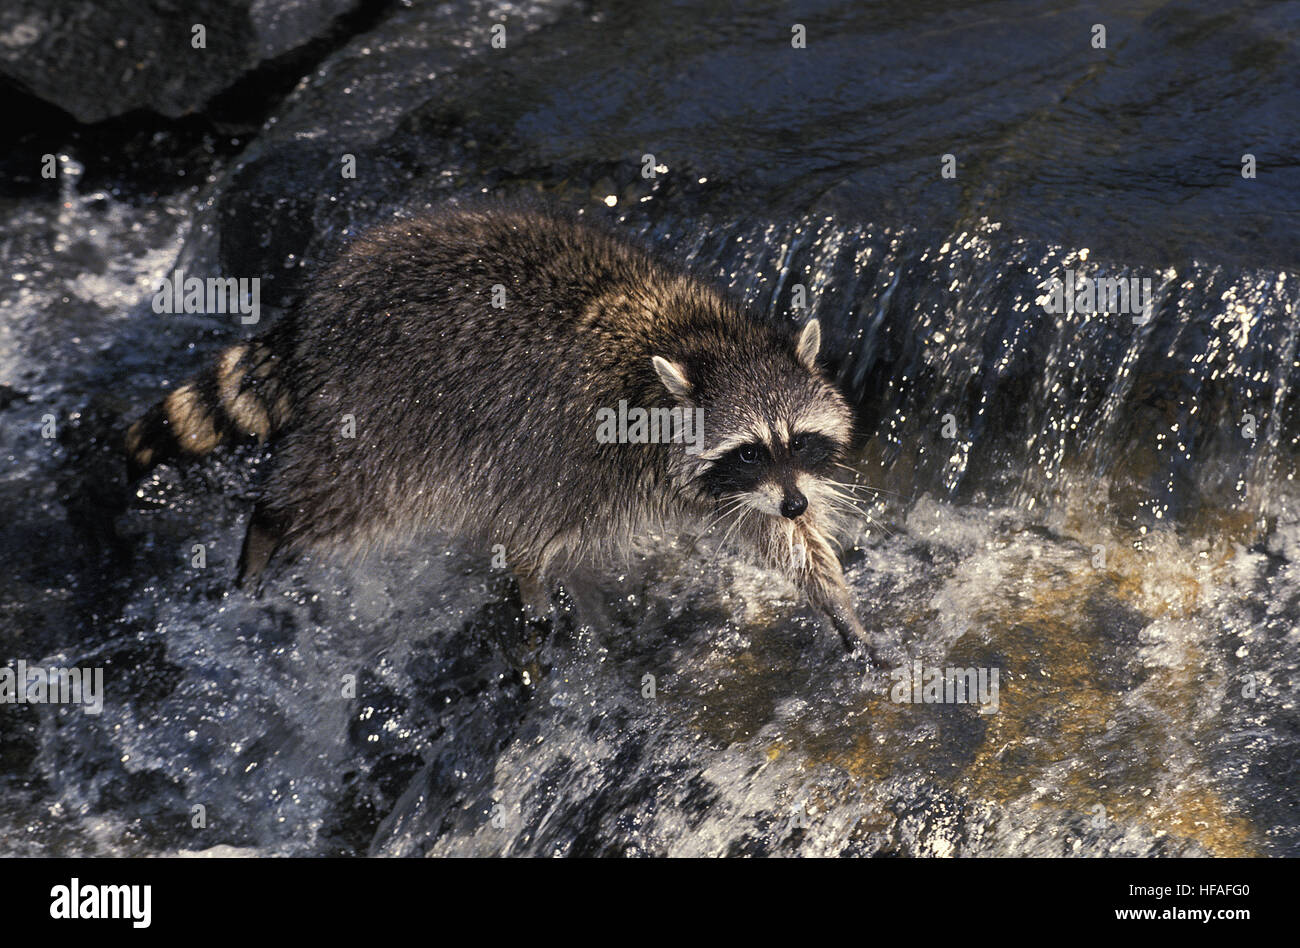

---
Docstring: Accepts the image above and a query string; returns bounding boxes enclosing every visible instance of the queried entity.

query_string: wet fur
[126,205,869,651]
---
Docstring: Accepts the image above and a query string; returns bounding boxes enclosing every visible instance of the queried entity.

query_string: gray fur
[127,205,869,651]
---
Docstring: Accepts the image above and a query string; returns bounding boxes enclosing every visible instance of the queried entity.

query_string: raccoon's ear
[651,356,692,401]
[796,319,822,372]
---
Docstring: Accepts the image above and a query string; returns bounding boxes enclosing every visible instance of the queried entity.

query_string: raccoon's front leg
[800,553,870,658]
[759,518,871,658]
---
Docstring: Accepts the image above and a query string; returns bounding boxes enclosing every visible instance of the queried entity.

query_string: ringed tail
[126,341,288,479]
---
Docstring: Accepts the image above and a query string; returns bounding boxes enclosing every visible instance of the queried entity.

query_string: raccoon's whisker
[700,496,748,535]
[832,465,899,494]
[818,489,875,514]
[695,495,746,533]
[833,461,871,475]
[824,499,881,523]
[834,481,895,497]
[835,484,884,496]
[826,487,868,501]
[697,508,742,542]
[813,485,894,537]
[822,485,890,514]
[716,506,753,553]
[834,503,895,539]
[701,509,743,540]
[710,503,758,565]
[822,500,871,523]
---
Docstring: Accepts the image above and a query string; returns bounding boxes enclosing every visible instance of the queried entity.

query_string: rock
[0,0,359,123]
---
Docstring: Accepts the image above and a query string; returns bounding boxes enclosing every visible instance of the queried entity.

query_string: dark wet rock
[0,0,363,124]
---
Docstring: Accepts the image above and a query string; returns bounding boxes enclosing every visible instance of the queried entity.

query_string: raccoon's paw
[821,605,877,666]
[807,581,877,664]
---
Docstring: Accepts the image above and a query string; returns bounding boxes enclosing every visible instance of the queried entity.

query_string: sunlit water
[0,0,1296,856]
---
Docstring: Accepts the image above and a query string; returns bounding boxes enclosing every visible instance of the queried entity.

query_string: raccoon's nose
[780,492,808,519]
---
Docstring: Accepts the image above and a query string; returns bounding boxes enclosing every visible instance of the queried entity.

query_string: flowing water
[0,0,1296,856]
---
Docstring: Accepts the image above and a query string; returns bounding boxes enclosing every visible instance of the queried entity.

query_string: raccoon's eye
[738,445,760,464]
[790,431,838,470]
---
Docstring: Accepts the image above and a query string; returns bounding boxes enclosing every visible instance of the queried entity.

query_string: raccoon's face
[697,426,845,518]
[653,319,853,522]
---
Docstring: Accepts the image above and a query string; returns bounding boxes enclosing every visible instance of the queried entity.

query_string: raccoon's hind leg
[237,504,288,594]
[512,565,554,619]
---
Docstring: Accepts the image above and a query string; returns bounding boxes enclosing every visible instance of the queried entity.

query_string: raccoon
[126,205,870,653]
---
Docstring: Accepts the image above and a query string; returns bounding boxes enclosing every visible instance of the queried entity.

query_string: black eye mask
[700,442,769,497]
[788,431,841,475]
